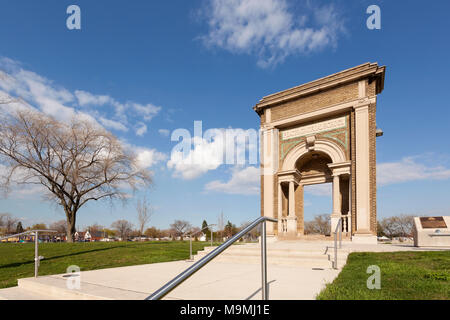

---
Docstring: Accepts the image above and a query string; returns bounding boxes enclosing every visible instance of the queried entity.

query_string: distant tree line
[377,215,415,238]
[303,213,415,239]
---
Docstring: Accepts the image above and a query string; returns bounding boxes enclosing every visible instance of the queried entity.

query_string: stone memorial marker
[413,216,450,247]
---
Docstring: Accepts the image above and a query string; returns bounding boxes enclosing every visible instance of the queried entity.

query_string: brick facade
[256,63,385,239]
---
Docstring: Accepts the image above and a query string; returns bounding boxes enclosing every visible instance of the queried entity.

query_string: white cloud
[205,166,260,195]
[377,156,450,186]
[135,148,167,169]
[302,155,450,196]
[0,164,45,199]
[167,128,258,180]
[74,90,113,107]
[200,0,345,67]
[135,122,147,136]
[168,134,224,179]
[158,129,170,137]
[130,103,161,121]
[0,57,161,136]
[99,117,129,132]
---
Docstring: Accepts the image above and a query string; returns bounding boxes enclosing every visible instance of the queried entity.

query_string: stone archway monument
[255,63,386,244]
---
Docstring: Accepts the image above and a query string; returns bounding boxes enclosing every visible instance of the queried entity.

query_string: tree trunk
[65,209,76,243]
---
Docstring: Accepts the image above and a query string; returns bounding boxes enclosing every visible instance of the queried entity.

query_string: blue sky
[0,0,449,230]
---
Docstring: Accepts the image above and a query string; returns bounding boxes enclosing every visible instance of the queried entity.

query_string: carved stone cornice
[277,170,301,185]
[254,62,385,114]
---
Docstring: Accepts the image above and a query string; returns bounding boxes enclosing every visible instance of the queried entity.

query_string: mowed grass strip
[0,241,218,289]
[317,251,450,300]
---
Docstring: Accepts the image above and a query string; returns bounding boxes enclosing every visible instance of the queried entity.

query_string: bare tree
[170,220,192,240]
[136,196,153,238]
[397,215,414,237]
[144,226,163,239]
[0,213,6,227]
[87,223,103,233]
[304,214,331,236]
[2,213,18,234]
[217,211,224,241]
[240,221,260,241]
[0,110,152,242]
[0,88,15,105]
[379,215,414,238]
[50,220,67,234]
[111,220,133,241]
[189,227,202,240]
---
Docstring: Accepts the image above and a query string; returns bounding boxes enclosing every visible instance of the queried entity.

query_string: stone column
[353,96,377,244]
[332,175,341,215]
[331,174,341,232]
[289,181,295,217]
[261,127,279,236]
[348,175,352,233]
[354,104,371,233]
[295,184,304,234]
[277,183,283,234]
[286,180,298,237]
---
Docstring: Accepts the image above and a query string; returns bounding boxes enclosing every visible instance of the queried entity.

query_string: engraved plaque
[420,217,447,229]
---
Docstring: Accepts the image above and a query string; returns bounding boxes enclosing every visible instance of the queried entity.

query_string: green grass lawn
[0,241,219,289]
[317,251,450,300]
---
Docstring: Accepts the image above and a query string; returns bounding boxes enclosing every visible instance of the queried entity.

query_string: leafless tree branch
[0,110,152,241]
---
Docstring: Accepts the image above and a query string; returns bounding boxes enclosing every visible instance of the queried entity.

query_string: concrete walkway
[1,261,339,300]
[0,241,448,300]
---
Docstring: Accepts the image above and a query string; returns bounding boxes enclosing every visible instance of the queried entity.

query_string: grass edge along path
[317,251,450,300]
[0,241,221,289]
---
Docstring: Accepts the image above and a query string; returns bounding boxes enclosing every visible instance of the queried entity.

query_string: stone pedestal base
[286,216,298,238]
[265,235,277,243]
[352,232,377,244]
[331,214,340,233]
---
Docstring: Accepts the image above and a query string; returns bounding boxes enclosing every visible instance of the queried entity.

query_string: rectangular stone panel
[281,116,346,140]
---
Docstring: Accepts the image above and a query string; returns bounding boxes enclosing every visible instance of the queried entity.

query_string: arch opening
[277,140,351,239]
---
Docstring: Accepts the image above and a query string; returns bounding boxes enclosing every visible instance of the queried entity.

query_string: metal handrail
[0,229,57,242]
[146,216,277,300]
[332,218,342,269]
[0,229,57,277]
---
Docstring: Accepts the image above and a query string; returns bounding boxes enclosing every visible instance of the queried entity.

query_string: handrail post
[0,229,57,278]
[146,217,277,300]
[333,227,337,269]
[261,221,268,300]
[189,235,193,260]
[34,231,39,277]
[333,218,342,269]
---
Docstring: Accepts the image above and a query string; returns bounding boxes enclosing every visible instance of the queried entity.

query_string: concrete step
[194,250,348,262]
[16,276,148,300]
[193,246,349,269]
[0,286,56,300]
[194,251,347,268]
[201,255,347,269]
[198,245,351,254]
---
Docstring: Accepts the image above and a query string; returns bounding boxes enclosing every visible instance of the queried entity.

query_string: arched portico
[255,63,385,244]
[281,138,347,171]
[277,138,351,237]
